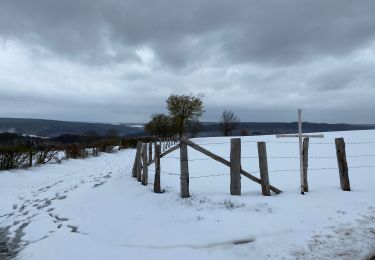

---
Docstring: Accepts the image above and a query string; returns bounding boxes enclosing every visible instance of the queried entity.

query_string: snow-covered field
[1,130,375,259]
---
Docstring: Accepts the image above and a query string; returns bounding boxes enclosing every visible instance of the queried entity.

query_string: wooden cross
[276,109,324,195]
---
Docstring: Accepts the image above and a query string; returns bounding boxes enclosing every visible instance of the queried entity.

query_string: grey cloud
[0,0,375,123]
[2,0,375,67]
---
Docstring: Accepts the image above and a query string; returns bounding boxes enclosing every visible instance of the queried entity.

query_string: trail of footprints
[0,170,114,255]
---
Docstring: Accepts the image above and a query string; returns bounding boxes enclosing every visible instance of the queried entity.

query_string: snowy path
[0,131,375,259]
[0,151,134,259]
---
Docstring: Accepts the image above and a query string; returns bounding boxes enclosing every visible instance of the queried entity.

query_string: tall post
[335,138,351,191]
[230,138,241,195]
[276,109,324,194]
[257,142,270,196]
[132,141,142,178]
[29,150,33,167]
[148,141,152,164]
[141,144,148,186]
[158,139,162,153]
[302,137,309,192]
[136,144,142,182]
[154,144,162,193]
[180,139,190,198]
[298,108,304,195]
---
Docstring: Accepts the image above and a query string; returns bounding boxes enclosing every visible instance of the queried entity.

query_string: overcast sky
[0,0,374,124]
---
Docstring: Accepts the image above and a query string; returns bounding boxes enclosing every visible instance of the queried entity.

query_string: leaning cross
[276,109,324,195]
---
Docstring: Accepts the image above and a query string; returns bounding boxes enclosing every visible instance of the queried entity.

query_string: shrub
[35,145,61,165]
[0,146,32,170]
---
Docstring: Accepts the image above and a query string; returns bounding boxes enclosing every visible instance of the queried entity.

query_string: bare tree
[220,110,240,136]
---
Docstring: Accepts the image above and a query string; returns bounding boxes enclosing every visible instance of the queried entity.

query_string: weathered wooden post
[302,137,309,192]
[276,109,324,194]
[257,142,270,196]
[136,144,142,182]
[148,141,153,163]
[29,150,33,167]
[230,138,241,195]
[154,144,162,193]
[335,138,351,191]
[180,138,190,198]
[141,144,148,186]
[132,141,142,178]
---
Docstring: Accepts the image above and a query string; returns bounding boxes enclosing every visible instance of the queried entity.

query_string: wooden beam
[147,144,180,166]
[186,139,282,194]
[185,139,230,167]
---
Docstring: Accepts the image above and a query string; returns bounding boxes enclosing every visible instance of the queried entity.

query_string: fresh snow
[1,130,375,259]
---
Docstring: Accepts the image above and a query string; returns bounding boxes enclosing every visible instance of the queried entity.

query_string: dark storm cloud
[0,0,375,123]
[2,0,375,67]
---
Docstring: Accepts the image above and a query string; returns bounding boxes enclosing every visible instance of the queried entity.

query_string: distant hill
[199,122,375,136]
[1,118,374,138]
[0,118,145,137]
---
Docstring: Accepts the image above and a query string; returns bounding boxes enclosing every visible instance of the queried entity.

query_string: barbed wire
[161,154,375,161]
[193,140,375,146]
[160,170,229,179]
[154,164,375,179]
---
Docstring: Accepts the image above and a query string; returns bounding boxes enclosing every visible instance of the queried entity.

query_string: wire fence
[145,165,375,181]
[161,154,375,161]
[193,140,375,146]
[146,138,375,181]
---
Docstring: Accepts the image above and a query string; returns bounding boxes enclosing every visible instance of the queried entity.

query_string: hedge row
[0,136,160,171]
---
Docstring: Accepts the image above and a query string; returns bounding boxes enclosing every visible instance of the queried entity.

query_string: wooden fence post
[230,138,241,195]
[154,144,162,193]
[141,144,148,186]
[148,141,153,164]
[136,144,142,182]
[180,139,190,198]
[29,150,33,167]
[132,141,142,178]
[302,137,309,192]
[335,138,351,191]
[257,142,270,196]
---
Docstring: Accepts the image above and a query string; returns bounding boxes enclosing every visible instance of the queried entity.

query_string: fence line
[161,154,375,161]
[193,140,375,146]
[132,136,375,198]
[145,165,375,182]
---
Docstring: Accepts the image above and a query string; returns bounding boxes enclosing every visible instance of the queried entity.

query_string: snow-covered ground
[1,130,375,259]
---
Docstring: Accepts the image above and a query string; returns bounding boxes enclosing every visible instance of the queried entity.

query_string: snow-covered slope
[1,130,375,259]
